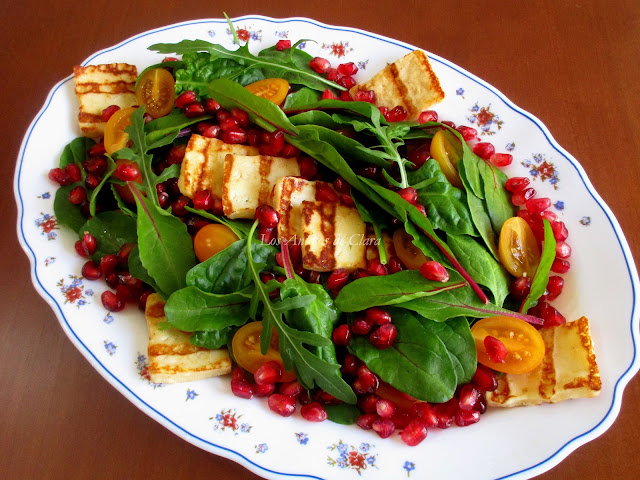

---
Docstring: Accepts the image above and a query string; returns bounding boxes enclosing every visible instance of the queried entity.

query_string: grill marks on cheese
[488,317,601,407]
[72,63,138,139]
[145,294,231,384]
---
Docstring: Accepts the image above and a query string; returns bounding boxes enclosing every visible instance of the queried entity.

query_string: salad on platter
[45,15,602,449]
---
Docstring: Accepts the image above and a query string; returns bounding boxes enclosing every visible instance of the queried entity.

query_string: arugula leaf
[53,185,87,233]
[521,219,557,312]
[348,309,457,402]
[78,211,137,262]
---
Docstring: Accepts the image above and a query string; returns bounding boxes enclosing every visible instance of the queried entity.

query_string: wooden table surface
[3,1,640,478]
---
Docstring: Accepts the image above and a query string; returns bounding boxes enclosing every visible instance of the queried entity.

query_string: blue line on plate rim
[14,15,640,480]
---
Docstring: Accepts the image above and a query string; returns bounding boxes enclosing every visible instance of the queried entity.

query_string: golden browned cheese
[349,50,445,120]
[145,294,231,384]
[72,63,138,139]
[488,316,601,407]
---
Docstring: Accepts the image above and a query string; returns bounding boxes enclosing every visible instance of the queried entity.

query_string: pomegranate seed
[526,197,552,213]
[217,109,231,123]
[418,110,438,123]
[352,317,373,335]
[358,394,380,413]
[543,307,567,327]
[326,68,339,82]
[280,380,303,398]
[115,163,140,182]
[490,153,513,167]
[204,98,220,115]
[230,108,249,128]
[192,190,212,210]
[338,92,353,103]
[219,116,239,132]
[339,193,355,206]
[511,188,536,206]
[455,409,481,427]
[300,402,327,422]
[309,57,331,73]
[337,76,356,89]
[474,393,488,414]
[116,284,137,303]
[298,156,318,179]
[101,105,120,122]
[171,196,190,216]
[327,268,350,292]
[546,276,564,301]
[341,354,360,376]
[505,177,530,193]
[391,409,412,429]
[367,258,388,276]
[101,290,125,312]
[387,256,405,273]
[333,177,350,194]
[254,383,276,397]
[48,167,70,186]
[366,308,392,325]
[332,324,352,346]
[551,258,571,274]
[372,417,395,438]
[65,163,82,183]
[221,129,247,144]
[281,144,299,157]
[184,101,205,118]
[88,143,106,157]
[411,402,438,427]
[81,260,101,280]
[105,273,119,289]
[259,227,277,245]
[176,90,197,108]
[472,365,497,393]
[385,105,408,122]
[138,290,152,311]
[378,106,389,118]
[352,268,371,280]
[441,120,456,129]
[298,390,312,405]
[315,182,339,203]
[434,400,456,429]
[231,366,254,399]
[473,142,495,159]
[456,125,477,141]
[100,254,119,275]
[80,232,97,256]
[376,398,396,418]
[353,90,376,103]
[356,413,377,430]
[84,173,100,190]
[547,222,567,243]
[337,62,358,76]
[253,360,283,385]
[510,276,532,300]
[357,365,380,392]
[556,241,572,259]
[484,336,508,363]
[315,390,341,405]
[276,39,291,51]
[117,243,135,266]
[401,418,428,446]
[419,261,450,282]
[370,324,397,349]
[84,158,106,177]
[397,187,418,205]
[255,205,279,228]
[321,89,336,100]
[68,186,87,205]
[409,144,430,169]
[458,384,481,410]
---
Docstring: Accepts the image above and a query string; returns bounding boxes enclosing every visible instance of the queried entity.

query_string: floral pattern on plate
[327,441,377,473]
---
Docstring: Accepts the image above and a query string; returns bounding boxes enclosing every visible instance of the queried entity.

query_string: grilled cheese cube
[301,200,367,271]
[145,294,232,384]
[270,176,317,244]
[73,63,138,139]
[487,316,601,407]
[349,50,444,121]
[178,135,259,200]
[222,154,300,219]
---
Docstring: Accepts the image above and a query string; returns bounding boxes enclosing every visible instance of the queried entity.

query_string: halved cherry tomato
[392,228,428,270]
[471,316,545,374]
[193,224,239,262]
[430,129,463,188]
[104,106,136,155]
[498,216,541,277]
[135,68,176,118]
[113,159,142,204]
[245,78,290,105]
[232,322,296,382]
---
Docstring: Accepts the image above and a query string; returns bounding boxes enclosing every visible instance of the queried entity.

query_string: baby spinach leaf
[59,137,94,170]
[144,108,212,145]
[184,206,253,239]
[348,309,457,402]
[324,404,361,425]
[447,234,510,306]
[403,220,450,267]
[191,327,236,350]
[53,185,87,233]
[78,211,137,262]
[164,286,252,331]
[283,87,321,109]
[128,245,166,299]
[521,219,557,312]
[335,270,467,312]
[258,43,335,92]
[132,186,196,296]
[88,156,116,217]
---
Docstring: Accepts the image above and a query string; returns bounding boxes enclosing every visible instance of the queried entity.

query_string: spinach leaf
[53,185,87,233]
[258,43,335,92]
[447,234,510,306]
[59,137,94,170]
[144,108,212,145]
[128,245,166,299]
[280,278,340,364]
[185,206,253,239]
[283,87,321,109]
[324,404,361,425]
[164,286,252,331]
[521,219,557,312]
[78,211,137,262]
[191,327,236,350]
[404,219,450,267]
[186,238,276,294]
[335,270,467,312]
[348,309,457,402]
[132,186,196,296]
[88,156,116,217]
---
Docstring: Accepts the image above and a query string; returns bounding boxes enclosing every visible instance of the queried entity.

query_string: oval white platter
[14,15,640,480]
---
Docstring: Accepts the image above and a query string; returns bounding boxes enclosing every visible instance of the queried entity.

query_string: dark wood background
[2,1,639,478]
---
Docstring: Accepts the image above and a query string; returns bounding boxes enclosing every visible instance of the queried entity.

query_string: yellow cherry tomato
[232,322,297,382]
[245,78,290,105]
[104,106,136,155]
[471,316,545,374]
[498,216,541,277]
[430,129,464,188]
[392,228,429,270]
[135,68,176,118]
[193,224,239,262]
